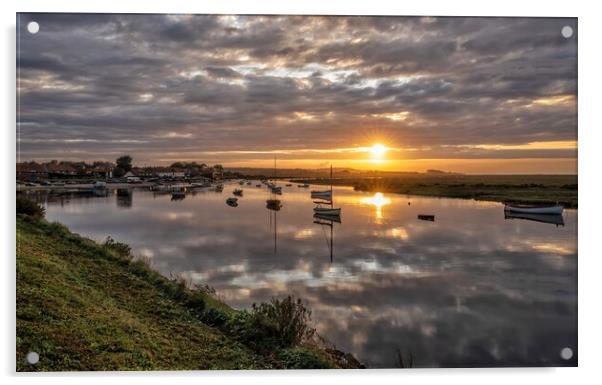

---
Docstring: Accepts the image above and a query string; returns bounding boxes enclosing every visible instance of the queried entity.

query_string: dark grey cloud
[17,14,577,165]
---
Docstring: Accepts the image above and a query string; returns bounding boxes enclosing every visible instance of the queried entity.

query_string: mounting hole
[561,25,573,39]
[27,21,39,34]
[560,347,573,360]
[26,351,39,364]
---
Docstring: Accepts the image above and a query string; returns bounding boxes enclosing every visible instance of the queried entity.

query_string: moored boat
[312,165,341,220]
[171,190,186,200]
[504,204,563,215]
[233,188,243,196]
[93,181,107,189]
[271,186,282,194]
[504,211,564,226]
[226,197,238,207]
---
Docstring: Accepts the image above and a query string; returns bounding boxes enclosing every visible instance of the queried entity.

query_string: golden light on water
[359,192,392,223]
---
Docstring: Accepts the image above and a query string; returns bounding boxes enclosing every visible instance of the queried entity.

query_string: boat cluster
[149,181,223,201]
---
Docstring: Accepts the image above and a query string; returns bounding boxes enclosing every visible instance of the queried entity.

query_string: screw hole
[560,347,573,360]
[561,25,573,39]
[27,21,40,34]
[26,351,39,364]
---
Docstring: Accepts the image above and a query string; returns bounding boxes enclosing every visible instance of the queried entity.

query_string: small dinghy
[271,186,282,194]
[226,197,238,207]
[171,191,186,200]
[504,204,563,215]
[505,211,564,226]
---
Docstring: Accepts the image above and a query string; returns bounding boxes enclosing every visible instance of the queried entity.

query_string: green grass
[293,174,577,208]
[16,215,359,371]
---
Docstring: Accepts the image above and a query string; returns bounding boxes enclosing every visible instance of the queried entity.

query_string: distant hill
[226,167,422,178]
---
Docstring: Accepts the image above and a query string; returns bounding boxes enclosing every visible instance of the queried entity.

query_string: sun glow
[359,192,392,224]
[370,143,388,159]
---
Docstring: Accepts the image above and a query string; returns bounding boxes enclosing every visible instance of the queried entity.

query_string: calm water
[37,182,577,367]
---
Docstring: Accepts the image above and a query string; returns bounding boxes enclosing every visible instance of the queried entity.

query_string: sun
[370,143,388,159]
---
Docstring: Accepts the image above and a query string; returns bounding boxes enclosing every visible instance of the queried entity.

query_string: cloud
[17,14,577,168]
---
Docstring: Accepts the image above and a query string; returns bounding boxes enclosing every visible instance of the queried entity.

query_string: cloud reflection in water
[41,183,577,367]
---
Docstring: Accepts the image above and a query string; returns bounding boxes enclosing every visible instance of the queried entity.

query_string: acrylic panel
[16,13,577,371]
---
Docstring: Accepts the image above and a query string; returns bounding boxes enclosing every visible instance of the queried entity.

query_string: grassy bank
[16,213,362,371]
[293,174,577,208]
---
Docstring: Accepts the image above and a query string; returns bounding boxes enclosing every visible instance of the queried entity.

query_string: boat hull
[504,204,564,215]
[505,212,564,226]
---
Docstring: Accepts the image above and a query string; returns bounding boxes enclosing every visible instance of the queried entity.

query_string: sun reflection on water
[359,192,392,223]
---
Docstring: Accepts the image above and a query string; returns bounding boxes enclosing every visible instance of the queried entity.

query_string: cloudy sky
[17,14,577,173]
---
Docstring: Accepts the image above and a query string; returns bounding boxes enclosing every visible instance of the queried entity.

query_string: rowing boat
[504,204,563,215]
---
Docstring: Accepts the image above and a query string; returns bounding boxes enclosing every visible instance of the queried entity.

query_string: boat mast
[330,164,333,208]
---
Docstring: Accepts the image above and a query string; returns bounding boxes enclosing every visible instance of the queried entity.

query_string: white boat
[504,204,564,215]
[505,211,564,226]
[313,207,341,216]
[271,186,282,194]
[312,165,341,219]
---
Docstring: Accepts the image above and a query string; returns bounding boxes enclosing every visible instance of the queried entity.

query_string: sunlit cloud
[16,14,577,173]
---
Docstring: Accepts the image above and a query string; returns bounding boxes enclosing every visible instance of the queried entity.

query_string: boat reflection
[267,201,280,254]
[313,212,341,263]
[504,211,565,226]
[359,192,391,224]
[116,188,133,208]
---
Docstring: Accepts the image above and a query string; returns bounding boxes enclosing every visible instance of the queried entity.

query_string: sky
[17,14,577,174]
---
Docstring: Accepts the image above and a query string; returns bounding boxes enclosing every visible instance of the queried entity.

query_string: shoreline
[290,176,578,209]
[16,214,363,371]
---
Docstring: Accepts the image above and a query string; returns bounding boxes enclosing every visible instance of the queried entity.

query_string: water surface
[37,182,577,367]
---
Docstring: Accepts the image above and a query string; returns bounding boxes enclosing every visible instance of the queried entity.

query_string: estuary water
[38,182,577,367]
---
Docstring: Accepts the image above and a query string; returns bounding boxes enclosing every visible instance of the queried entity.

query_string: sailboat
[266,156,282,209]
[313,165,341,217]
